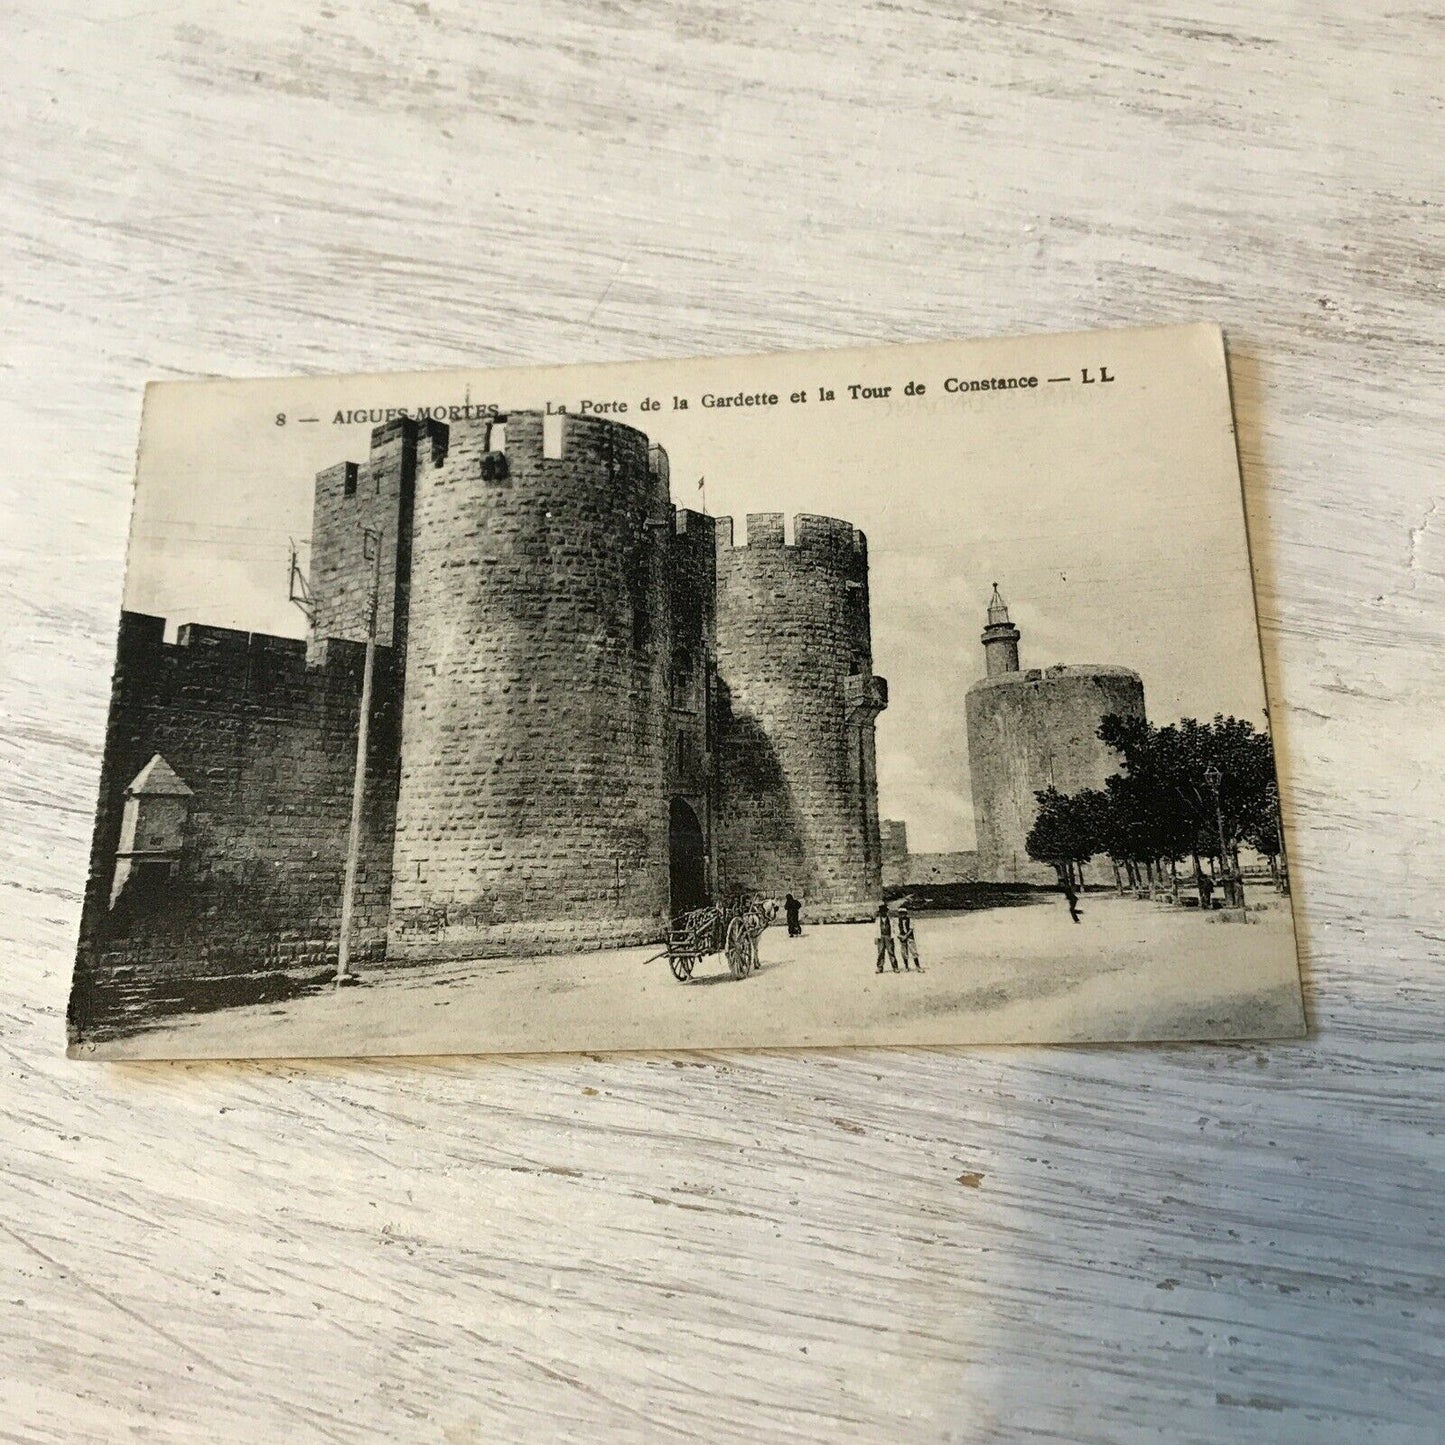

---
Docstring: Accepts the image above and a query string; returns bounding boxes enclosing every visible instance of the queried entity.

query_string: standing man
[897,905,922,971]
[1198,870,1215,910]
[784,892,803,938]
[875,902,899,973]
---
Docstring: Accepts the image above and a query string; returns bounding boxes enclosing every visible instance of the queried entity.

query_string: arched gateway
[668,798,708,919]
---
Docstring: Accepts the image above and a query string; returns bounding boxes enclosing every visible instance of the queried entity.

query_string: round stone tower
[714,513,888,921]
[387,410,674,958]
[965,587,1145,884]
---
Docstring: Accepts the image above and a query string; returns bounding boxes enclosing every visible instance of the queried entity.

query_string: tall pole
[1270,781,1290,894]
[1208,776,1245,915]
[1212,787,1228,883]
[336,531,381,986]
[1205,764,1228,910]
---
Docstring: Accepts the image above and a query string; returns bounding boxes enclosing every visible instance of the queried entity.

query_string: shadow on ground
[74,965,334,1044]
[883,881,1054,913]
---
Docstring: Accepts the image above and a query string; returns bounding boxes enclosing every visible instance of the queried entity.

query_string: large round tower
[714,513,888,921]
[387,411,674,958]
[964,586,1145,883]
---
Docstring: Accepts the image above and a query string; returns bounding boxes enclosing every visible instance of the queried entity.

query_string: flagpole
[698,476,707,515]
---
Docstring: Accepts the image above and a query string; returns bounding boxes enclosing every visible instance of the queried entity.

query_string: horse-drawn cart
[662,900,773,982]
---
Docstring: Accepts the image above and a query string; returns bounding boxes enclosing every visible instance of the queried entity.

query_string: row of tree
[1024,714,1287,897]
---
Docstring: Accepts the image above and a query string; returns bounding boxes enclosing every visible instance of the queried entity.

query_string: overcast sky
[126,324,1270,851]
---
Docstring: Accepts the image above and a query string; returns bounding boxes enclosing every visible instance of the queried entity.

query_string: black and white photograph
[9,3,1443,1437]
[68,323,1304,1059]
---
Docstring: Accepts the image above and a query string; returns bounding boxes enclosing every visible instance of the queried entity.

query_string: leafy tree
[1025,711,1286,900]
[1025,786,1096,885]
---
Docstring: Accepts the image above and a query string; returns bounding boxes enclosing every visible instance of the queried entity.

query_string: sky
[124,323,1271,852]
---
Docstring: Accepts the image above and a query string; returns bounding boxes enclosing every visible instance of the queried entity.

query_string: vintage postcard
[68,322,1305,1060]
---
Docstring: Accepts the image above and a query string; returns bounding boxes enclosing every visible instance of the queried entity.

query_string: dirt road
[88,895,1303,1060]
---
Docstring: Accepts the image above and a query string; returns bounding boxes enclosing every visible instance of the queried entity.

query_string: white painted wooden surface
[2,1,1441,1439]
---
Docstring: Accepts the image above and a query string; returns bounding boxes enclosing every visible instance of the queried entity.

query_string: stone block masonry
[967,664,1145,884]
[387,412,676,958]
[308,414,445,662]
[71,613,401,1038]
[667,505,719,913]
[963,588,1145,886]
[72,411,892,1026]
[715,513,888,921]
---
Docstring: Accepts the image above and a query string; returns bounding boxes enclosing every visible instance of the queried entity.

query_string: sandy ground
[85,892,1305,1061]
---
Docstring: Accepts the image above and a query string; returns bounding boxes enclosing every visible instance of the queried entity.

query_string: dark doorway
[669,797,708,918]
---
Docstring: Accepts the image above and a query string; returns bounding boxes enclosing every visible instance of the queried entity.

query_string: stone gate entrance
[668,797,708,918]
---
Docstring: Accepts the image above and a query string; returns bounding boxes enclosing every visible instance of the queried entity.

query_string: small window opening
[670,648,695,710]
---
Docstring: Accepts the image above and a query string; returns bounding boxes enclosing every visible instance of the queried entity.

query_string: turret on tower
[981,583,1021,676]
[965,585,1145,883]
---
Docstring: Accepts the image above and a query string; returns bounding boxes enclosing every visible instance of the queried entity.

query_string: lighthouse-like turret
[981,582,1021,677]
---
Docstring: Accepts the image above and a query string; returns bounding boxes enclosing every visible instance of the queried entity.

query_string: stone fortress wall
[77,411,888,995]
[964,588,1145,884]
[879,818,980,890]
[384,411,677,958]
[75,409,1160,1016]
[714,513,888,922]
[666,499,720,915]
[71,612,400,1033]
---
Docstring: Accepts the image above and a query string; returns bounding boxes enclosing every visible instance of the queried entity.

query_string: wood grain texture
[2,1,1441,1440]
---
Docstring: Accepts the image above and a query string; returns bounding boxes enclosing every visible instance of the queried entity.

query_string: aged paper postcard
[68,323,1305,1060]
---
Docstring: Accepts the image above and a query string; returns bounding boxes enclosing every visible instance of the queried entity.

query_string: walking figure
[1059,868,1082,924]
[1198,871,1215,910]
[875,902,899,973]
[897,905,922,971]
[784,892,803,937]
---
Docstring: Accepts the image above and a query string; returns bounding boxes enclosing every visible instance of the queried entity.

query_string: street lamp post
[1204,763,1244,913]
[1267,780,1289,895]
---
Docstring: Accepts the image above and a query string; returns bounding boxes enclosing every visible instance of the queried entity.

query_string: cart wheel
[670,952,695,982]
[745,931,760,975]
[725,918,749,979]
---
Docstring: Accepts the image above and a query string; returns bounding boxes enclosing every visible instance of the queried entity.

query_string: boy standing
[897,905,922,971]
[875,903,899,973]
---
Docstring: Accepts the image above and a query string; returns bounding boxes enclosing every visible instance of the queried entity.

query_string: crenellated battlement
[175,622,308,662]
[119,613,375,683]
[366,414,451,466]
[314,414,451,492]
[415,410,660,507]
[672,507,716,543]
[83,414,887,1000]
[715,512,868,567]
[76,609,403,1027]
[478,409,652,462]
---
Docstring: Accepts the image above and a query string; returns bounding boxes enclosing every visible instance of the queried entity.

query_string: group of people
[874,901,922,973]
[778,893,923,973]
[1197,866,1245,909]
[1058,864,1246,916]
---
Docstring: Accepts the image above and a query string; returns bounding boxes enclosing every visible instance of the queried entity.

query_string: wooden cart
[664,900,773,982]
